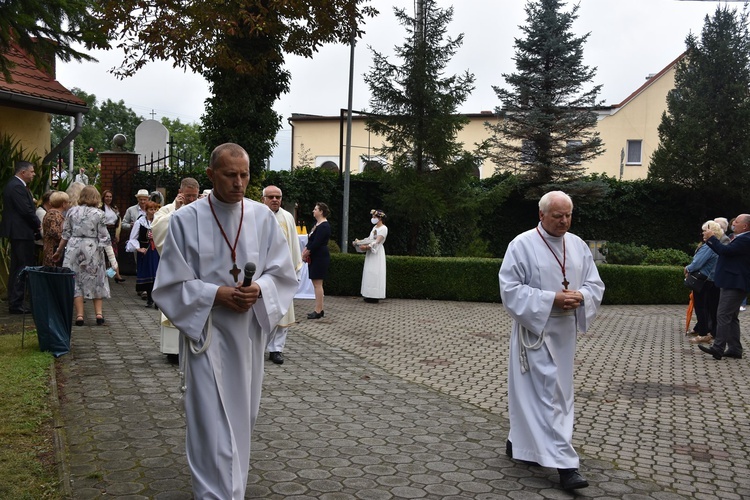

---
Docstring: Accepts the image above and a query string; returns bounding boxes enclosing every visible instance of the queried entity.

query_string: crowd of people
[684,215,750,362]
[689,215,750,360]
[20,152,750,495]
[1,163,121,322]
[0,162,190,324]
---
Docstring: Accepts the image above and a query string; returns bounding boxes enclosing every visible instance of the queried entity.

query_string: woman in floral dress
[53,186,118,326]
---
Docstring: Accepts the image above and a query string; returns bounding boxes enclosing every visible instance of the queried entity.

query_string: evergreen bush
[643,248,692,266]
[600,242,649,265]
[324,254,690,305]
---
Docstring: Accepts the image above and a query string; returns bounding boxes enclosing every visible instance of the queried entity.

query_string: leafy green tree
[0,0,108,82]
[363,0,476,255]
[93,1,377,77]
[51,88,97,150]
[161,117,208,167]
[95,99,143,150]
[649,5,750,198]
[50,88,143,172]
[93,0,376,184]
[200,23,289,180]
[485,0,603,184]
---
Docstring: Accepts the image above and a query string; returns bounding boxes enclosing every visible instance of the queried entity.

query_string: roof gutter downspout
[43,111,83,166]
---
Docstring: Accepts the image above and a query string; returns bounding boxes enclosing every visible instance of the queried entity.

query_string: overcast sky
[56,0,738,169]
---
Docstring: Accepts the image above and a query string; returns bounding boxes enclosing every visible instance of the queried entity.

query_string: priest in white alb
[153,143,298,499]
[499,190,604,491]
[261,184,303,365]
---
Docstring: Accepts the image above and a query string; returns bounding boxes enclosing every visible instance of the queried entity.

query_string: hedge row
[324,254,692,305]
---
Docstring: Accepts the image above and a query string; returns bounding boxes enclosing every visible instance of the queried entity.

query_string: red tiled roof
[0,43,88,114]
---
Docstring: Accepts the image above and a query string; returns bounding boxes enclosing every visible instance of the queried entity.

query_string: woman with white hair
[686,220,724,344]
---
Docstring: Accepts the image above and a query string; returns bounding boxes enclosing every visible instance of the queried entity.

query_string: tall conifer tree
[649,6,750,195]
[364,0,475,255]
[486,0,602,184]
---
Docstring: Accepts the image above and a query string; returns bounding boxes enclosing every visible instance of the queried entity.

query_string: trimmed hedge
[325,254,691,305]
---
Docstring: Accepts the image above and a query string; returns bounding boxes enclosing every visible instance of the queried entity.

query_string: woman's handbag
[684,271,709,292]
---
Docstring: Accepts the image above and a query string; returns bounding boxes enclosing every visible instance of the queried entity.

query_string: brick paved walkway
[47,284,750,498]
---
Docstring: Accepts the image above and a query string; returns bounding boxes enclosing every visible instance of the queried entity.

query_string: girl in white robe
[360,209,388,302]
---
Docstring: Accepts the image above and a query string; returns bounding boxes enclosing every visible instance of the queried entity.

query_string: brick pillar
[99,150,139,218]
[99,150,139,275]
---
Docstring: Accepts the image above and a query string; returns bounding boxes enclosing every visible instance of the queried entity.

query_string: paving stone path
[47,284,750,498]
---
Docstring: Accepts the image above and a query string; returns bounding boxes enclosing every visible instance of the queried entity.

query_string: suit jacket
[121,204,144,233]
[0,176,40,240]
[706,232,750,291]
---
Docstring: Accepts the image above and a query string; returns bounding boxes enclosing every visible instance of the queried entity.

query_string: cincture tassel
[518,325,545,374]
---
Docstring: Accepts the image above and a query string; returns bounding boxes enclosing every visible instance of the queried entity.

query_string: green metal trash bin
[20,266,75,357]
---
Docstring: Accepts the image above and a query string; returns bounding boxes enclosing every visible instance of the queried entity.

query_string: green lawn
[0,329,61,499]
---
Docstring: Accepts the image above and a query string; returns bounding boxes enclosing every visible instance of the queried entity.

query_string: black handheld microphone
[242,262,256,287]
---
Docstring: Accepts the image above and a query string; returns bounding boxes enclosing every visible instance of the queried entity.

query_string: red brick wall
[99,151,139,216]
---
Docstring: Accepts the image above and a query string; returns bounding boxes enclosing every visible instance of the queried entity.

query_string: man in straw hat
[122,189,151,273]
[122,189,150,234]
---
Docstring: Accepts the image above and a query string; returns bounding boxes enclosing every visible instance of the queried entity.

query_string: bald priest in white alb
[153,143,298,499]
[499,190,604,491]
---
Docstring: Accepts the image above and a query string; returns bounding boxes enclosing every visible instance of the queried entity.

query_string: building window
[626,140,642,165]
[566,140,582,165]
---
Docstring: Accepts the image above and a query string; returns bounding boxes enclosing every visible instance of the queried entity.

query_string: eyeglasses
[265,195,282,199]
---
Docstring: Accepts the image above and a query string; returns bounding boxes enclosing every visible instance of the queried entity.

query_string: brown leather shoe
[689,334,713,344]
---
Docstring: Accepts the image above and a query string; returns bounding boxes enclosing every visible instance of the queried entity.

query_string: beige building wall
[591,64,675,180]
[288,56,678,180]
[0,106,51,159]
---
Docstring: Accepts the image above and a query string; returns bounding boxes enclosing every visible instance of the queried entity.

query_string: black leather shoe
[725,351,743,359]
[307,310,324,319]
[269,352,284,364]
[363,297,379,303]
[558,469,589,490]
[698,344,723,360]
[9,306,31,314]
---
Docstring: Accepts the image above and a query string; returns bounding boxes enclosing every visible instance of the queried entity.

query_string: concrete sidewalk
[51,283,750,498]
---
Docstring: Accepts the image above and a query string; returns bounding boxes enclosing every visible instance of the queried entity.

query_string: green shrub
[601,242,649,265]
[596,264,688,305]
[325,254,690,305]
[326,254,502,302]
[328,239,341,254]
[643,248,691,266]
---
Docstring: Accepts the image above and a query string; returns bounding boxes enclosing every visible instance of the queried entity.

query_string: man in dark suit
[0,161,41,314]
[699,214,750,360]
